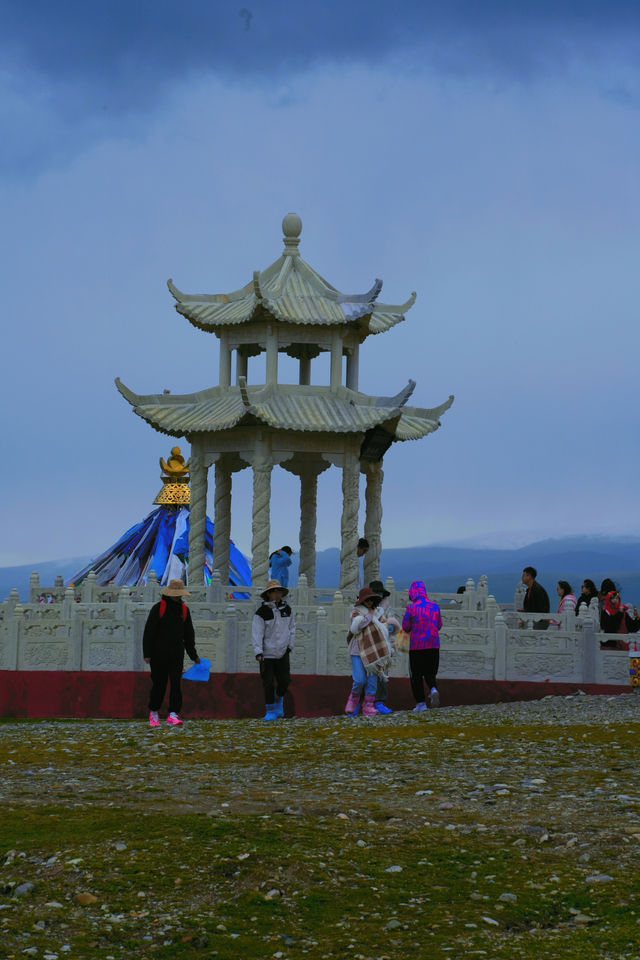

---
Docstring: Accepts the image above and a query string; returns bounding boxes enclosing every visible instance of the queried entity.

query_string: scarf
[604,591,629,633]
[357,620,392,676]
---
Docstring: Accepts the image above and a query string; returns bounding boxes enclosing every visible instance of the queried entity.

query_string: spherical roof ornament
[282,212,302,254]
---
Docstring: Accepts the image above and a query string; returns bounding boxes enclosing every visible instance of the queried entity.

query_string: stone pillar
[219,329,231,387]
[330,330,342,390]
[213,459,232,583]
[236,350,248,384]
[188,446,208,586]
[363,460,383,583]
[266,326,278,385]
[299,356,311,385]
[251,447,272,587]
[299,467,319,586]
[340,453,360,596]
[345,344,359,391]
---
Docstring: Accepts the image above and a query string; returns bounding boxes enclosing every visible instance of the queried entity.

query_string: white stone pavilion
[116,213,453,594]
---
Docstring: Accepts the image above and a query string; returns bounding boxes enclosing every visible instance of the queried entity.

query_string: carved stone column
[188,446,208,586]
[363,460,384,583]
[339,452,360,596]
[250,449,272,587]
[213,459,232,583]
[299,467,319,586]
[218,329,231,387]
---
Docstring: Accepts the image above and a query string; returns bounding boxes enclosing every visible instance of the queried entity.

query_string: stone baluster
[82,571,97,604]
[62,587,75,620]
[29,571,41,603]
[132,607,148,671]
[514,581,526,611]
[4,603,21,669]
[5,588,19,619]
[295,573,309,609]
[493,610,507,680]
[207,569,224,604]
[225,605,240,673]
[485,594,499,628]
[144,570,160,603]
[477,575,488,608]
[315,606,328,674]
[116,586,130,621]
[463,579,475,610]
[581,613,597,683]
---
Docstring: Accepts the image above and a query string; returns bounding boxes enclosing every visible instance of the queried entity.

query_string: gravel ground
[2,692,640,825]
[2,693,640,960]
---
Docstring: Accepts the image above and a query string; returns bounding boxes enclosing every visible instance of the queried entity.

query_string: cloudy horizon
[2,1,639,567]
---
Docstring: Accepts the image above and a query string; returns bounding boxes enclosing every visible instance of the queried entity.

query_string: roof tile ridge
[293,256,341,300]
[114,378,230,406]
[402,394,455,419]
[371,290,417,314]
[167,278,254,305]
[238,377,273,409]
[336,278,383,305]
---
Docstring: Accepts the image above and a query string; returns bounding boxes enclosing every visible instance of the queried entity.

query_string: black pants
[409,648,439,703]
[149,658,183,714]
[375,674,388,702]
[260,651,291,705]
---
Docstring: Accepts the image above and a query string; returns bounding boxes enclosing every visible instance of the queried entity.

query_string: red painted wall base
[0,671,630,719]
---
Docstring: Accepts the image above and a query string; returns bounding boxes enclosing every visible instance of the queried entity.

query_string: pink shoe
[166,712,183,726]
[345,690,360,716]
[362,694,377,717]
[149,711,160,727]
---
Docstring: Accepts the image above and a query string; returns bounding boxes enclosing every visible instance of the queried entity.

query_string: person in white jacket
[251,579,296,721]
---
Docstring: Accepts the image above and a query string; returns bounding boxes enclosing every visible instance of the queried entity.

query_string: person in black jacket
[143,578,200,727]
[520,566,550,630]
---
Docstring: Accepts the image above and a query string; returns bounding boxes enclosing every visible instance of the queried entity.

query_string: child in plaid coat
[344,586,390,717]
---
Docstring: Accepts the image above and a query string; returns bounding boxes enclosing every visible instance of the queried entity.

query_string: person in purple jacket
[401,580,442,711]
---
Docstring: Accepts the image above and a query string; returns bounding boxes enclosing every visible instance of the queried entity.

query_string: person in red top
[401,580,442,711]
[143,578,200,727]
[600,590,640,649]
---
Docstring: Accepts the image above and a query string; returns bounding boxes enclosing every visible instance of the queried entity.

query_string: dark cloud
[4,0,639,91]
[2,0,639,174]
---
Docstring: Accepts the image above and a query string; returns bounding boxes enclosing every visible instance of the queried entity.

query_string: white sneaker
[412,702,427,712]
[430,689,440,708]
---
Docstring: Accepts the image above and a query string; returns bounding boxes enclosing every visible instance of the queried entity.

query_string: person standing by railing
[402,580,442,711]
[520,566,550,630]
[575,579,598,616]
[550,581,576,627]
[600,590,640,649]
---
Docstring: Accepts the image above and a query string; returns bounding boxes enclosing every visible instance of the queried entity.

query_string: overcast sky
[2,0,640,566]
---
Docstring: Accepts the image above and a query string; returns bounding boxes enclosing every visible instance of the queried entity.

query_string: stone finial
[282,212,302,255]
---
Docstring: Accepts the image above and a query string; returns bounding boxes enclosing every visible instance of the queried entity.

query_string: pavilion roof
[115,378,453,442]
[167,214,415,338]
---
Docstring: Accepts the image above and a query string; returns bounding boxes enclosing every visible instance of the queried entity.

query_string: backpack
[159,598,187,621]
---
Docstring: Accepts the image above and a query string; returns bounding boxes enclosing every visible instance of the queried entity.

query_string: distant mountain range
[314,535,640,603]
[2,536,639,604]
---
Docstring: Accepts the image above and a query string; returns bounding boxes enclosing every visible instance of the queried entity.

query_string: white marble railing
[0,573,632,686]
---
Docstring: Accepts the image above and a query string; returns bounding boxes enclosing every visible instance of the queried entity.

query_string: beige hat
[161,578,191,597]
[260,578,289,600]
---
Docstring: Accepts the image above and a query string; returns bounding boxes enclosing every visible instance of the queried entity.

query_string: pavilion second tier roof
[115,378,454,442]
[167,214,416,339]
